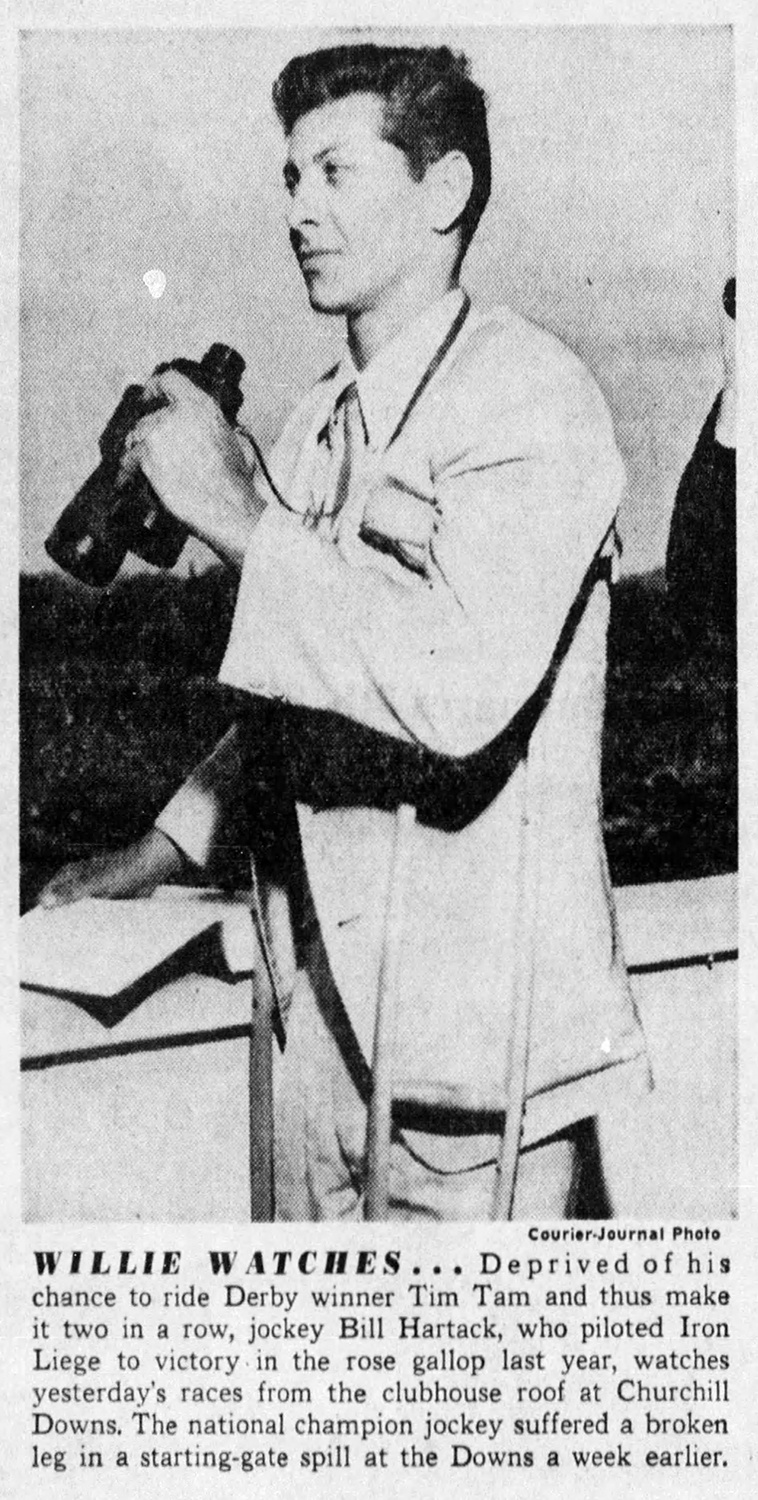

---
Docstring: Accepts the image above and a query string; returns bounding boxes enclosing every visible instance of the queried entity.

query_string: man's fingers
[37,866,93,908]
[123,408,166,448]
[125,381,220,480]
[117,409,167,482]
[37,883,65,909]
[152,367,217,411]
[36,852,127,907]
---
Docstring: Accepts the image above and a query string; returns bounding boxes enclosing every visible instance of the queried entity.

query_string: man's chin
[304,283,349,316]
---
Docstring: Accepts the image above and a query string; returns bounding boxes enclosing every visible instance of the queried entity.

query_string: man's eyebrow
[283,143,345,181]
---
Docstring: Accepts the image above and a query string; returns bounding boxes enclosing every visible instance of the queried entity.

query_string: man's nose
[286,178,321,232]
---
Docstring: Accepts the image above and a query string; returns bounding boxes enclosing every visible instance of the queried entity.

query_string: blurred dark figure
[666,277,736,659]
[665,276,736,861]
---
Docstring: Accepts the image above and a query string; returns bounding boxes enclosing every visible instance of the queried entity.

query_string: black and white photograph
[18,22,737,1226]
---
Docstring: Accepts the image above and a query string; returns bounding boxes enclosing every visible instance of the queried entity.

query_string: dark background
[19,569,737,913]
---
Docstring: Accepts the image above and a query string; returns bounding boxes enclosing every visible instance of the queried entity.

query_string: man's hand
[124,369,267,569]
[36,828,186,909]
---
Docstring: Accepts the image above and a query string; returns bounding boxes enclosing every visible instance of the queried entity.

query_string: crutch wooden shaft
[365,802,416,1220]
[492,752,542,1221]
[249,969,275,1222]
[491,934,536,1219]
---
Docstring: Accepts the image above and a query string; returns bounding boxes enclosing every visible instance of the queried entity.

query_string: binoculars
[45,344,246,587]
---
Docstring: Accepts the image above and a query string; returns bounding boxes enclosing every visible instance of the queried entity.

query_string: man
[41,44,650,1220]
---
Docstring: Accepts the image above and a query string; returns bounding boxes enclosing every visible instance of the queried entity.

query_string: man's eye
[323,161,346,184]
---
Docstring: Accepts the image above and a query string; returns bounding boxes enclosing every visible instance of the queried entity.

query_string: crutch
[491,736,544,1219]
[248,967,275,1221]
[363,737,544,1222]
[491,537,614,1216]
[245,839,280,1223]
[364,801,417,1219]
[216,887,276,1221]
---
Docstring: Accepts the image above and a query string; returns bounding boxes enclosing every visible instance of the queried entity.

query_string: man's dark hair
[273,44,491,253]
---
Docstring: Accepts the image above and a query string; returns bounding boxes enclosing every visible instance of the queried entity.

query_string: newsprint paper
[2,0,757,1496]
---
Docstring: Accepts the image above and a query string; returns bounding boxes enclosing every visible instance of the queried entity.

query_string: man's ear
[425,150,474,234]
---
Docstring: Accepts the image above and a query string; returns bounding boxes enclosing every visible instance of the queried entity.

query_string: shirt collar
[326,287,467,452]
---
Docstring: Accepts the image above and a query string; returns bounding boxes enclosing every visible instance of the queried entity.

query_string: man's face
[284,93,434,316]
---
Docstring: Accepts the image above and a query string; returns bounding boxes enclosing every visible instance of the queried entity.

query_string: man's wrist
[197,480,266,571]
[206,509,261,571]
[140,826,189,885]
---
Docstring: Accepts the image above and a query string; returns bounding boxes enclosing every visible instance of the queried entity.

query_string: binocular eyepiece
[45,344,245,588]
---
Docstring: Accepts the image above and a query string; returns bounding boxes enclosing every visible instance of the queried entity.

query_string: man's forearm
[37,826,186,908]
[195,497,263,572]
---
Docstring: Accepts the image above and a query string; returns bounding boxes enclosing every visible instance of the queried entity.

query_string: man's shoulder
[458,302,606,412]
[427,300,617,461]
